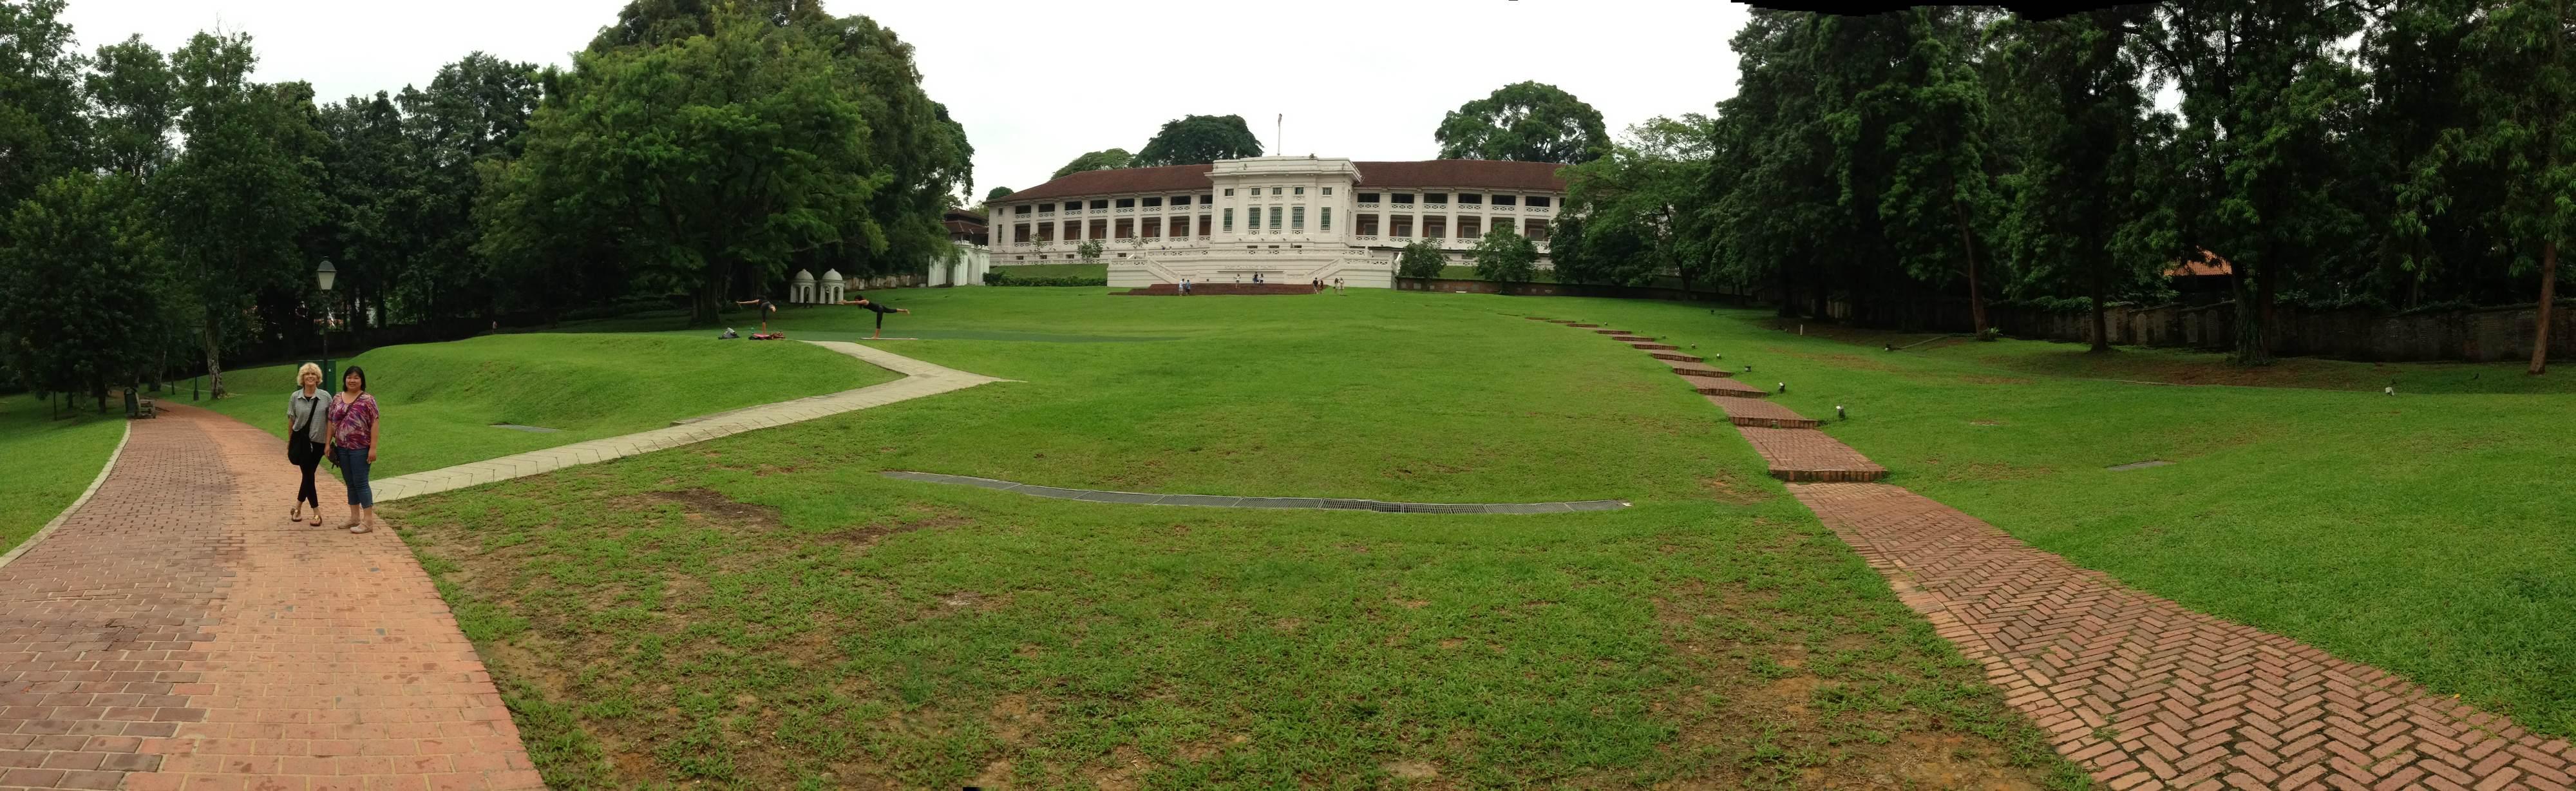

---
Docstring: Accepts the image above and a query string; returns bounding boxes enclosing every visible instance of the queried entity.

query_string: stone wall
[1989,301,2576,363]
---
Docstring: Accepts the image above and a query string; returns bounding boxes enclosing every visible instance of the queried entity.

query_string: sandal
[349,522,373,535]
[308,513,324,527]
[290,504,302,521]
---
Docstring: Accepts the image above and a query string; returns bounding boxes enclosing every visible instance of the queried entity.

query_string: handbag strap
[292,394,317,435]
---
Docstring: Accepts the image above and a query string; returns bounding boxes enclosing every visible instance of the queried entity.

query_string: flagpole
[1276,113,1282,156]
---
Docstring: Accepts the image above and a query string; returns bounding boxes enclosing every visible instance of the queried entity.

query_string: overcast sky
[57,0,1753,201]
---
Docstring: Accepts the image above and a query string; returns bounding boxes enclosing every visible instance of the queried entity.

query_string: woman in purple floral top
[325,365,383,533]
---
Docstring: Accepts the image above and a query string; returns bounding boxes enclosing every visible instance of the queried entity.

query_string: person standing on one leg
[734,297,779,334]
[838,294,911,339]
[286,363,328,527]
[324,365,381,534]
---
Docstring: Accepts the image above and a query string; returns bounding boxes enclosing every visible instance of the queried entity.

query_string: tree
[1556,115,1718,288]
[987,186,1014,200]
[1472,229,1539,282]
[158,31,326,397]
[1053,148,1132,179]
[397,53,543,321]
[2459,0,2576,374]
[1133,114,1263,166]
[494,7,878,324]
[85,35,177,180]
[1397,239,1447,279]
[0,0,90,220]
[0,173,169,410]
[1075,238,1104,265]
[1876,8,2003,339]
[2000,7,2167,352]
[1434,81,1609,164]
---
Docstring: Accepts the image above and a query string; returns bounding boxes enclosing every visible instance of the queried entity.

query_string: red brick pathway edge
[0,423,129,571]
[0,405,544,790]
[1552,318,2575,789]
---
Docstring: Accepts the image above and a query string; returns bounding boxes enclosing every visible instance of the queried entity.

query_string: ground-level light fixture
[1837,405,1846,420]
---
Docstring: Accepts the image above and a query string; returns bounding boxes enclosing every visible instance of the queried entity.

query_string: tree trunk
[2533,239,2557,375]
[201,315,227,399]
[1956,199,1989,339]
[2233,261,2273,366]
[2088,252,2111,353]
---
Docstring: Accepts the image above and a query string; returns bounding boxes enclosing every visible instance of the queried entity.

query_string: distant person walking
[324,365,381,534]
[734,296,780,333]
[1334,277,1345,294]
[286,363,328,527]
[838,293,912,339]
[1179,278,1192,295]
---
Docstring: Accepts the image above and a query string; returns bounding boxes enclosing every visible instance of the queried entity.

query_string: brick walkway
[0,405,542,790]
[1548,315,2576,789]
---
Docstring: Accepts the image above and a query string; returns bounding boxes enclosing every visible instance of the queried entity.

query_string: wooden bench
[134,398,157,419]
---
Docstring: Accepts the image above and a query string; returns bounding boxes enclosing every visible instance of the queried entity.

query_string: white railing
[1090,207,1108,214]
[1425,203,1448,211]
[1527,205,1550,213]
[1356,234,1379,242]
[1012,242,1031,247]
[1115,207,1135,213]
[1358,202,1380,209]
[1390,203,1416,209]
[1036,211,1054,218]
[1197,235,1211,241]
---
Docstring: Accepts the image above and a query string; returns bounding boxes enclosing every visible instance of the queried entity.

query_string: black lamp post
[316,260,336,386]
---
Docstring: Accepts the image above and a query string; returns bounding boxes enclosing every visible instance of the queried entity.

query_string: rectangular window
[1321,207,1332,231]
[1527,196,1551,208]
[1143,196,1162,207]
[1524,219,1548,240]
[1224,208,1234,232]
[1294,186,1305,196]
[1358,193,1379,202]
[1143,218,1160,238]
[1012,223,1030,242]
[1091,199,1110,209]
[1269,206,1282,230]
[1198,215,1212,236]
[1171,195,1190,206]
[1293,206,1305,231]
[1457,216,1480,238]
[1116,197,1137,208]
[1224,188,1235,196]
[1425,193,1447,204]
[1323,187,1333,196]
[1014,205,1032,214]
[1065,221,1081,240]
[1492,195,1517,206]
[1458,193,1481,205]
[1425,216,1446,239]
[1271,187,1283,196]
[1392,194,1415,204]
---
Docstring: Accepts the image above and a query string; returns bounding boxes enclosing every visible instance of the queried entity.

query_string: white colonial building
[987,157,1567,289]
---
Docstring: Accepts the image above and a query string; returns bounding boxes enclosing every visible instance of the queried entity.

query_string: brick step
[1611,336,1655,343]
[1650,352,1702,363]
[1662,359,1728,377]
[1735,426,1888,482]
[1593,329,1634,335]
[1707,396,1821,428]
[1681,375,1763,397]
[1630,342,1679,350]
[1569,323,1600,328]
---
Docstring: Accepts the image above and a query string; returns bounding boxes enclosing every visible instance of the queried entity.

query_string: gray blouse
[288,390,330,443]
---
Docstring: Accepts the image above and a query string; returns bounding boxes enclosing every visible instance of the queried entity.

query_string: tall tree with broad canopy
[1997,7,2166,352]
[1053,148,1132,178]
[1555,115,1719,289]
[986,186,1013,200]
[84,35,178,181]
[1396,238,1447,279]
[0,173,169,410]
[1876,8,2005,338]
[2145,0,2369,364]
[1132,114,1264,166]
[0,0,90,220]
[157,31,326,397]
[1434,81,1609,164]
[397,52,543,321]
[2458,0,2576,374]
[493,8,876,325]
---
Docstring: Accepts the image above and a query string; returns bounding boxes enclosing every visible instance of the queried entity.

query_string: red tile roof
[996,160,1569,205]
[999,164,1216,203]
[2166,249,2232,278]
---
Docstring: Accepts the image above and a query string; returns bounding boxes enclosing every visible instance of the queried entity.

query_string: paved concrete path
[370,340,1010,502]
[0,405,542,791]
[1540,315,2576,790]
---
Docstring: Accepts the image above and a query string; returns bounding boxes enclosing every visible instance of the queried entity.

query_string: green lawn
[388,289,2083,790]
[206,333,895,479]
[1520,300,2576,738]
[0,393,127,552]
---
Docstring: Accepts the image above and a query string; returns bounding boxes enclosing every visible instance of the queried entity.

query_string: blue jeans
[334,447,374,507]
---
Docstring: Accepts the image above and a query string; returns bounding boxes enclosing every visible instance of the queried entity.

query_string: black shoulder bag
[288,395,321,465]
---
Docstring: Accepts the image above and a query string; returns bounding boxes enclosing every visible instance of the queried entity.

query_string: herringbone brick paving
[0,406,542,790]
[1786,483,2573,790]
[1735,425,1889,482]
[1555,316,2575,789]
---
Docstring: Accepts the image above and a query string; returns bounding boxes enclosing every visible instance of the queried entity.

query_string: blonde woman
[286,363,328,526]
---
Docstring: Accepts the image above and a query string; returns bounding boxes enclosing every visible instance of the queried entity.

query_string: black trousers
[296,457,321,508]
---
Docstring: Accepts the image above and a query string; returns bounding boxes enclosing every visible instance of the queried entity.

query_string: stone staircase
[1527,314,1887,483]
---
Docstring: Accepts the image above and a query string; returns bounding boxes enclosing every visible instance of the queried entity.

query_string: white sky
[59,0,1753,201]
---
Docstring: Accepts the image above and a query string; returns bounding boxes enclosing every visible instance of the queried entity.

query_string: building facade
[985,157,1567,288]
